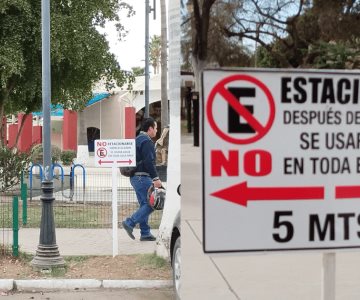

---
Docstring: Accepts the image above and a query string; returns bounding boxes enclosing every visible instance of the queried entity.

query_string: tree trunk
[0,98,5,147]
[160,0,169,128]
[192,55,207,93]
[14,113,29,149]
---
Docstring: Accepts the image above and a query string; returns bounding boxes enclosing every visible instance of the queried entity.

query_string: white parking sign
[95,139,136,168]
[202,68,360,253]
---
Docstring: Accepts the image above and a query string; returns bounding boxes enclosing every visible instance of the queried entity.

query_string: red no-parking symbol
[97,147,107,158]
[206,74,275,144]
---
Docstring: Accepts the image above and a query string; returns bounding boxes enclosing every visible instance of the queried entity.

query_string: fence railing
[0,195,18,257]
[1,166,167,257]
[24,170,163,228]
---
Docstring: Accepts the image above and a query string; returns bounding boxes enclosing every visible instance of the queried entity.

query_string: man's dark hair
[141,117,156,132]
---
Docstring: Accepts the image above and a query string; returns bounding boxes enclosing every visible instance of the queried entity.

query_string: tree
[183,0,251,89]
[183,0,360,78]
[189,0,217,90]
[0,147,30,192]
[0,0,135,147]
[223,0,360,68]
[149,35,161,74]
[131,66,145,76]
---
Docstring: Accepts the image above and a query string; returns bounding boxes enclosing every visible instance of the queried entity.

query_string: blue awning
[32,92,111,117]
[86,92,110,106]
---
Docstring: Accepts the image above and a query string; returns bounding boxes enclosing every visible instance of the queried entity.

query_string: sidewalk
[1,168,168,292]
[17,228,158,256]
[0,227,173,293]
[181,134,360,300]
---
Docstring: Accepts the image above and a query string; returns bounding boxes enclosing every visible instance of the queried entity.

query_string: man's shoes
[140,234,156,241]
[122,221,135,240]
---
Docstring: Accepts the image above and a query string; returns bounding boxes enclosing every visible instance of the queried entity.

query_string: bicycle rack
[51,163,63,178]
[52,163,74,200]
[28,163,86,202]
[29,164,43,202]
[70,164,86,202]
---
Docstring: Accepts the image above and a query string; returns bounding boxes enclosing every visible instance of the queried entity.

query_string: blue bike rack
[52,163,75,199]
[52,163,64,182]
[70,164,86,202]
[29,164,44,201]
[29,162,86,202]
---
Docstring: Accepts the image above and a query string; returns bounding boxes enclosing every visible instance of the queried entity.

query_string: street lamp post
[145,0,156,118]
[31,0,64,269]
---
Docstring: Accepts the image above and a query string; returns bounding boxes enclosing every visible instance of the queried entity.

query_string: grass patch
[32,256,92,278]
[64,255,91,263]
[136,253,168,269]
[0,201,162,229]
[47,266,67,277]
[18,251,33,262]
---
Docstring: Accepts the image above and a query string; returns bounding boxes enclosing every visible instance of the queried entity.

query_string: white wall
[83,95,125,139]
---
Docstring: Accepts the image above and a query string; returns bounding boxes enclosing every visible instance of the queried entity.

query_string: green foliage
[0,147,30,192]
[308,41,360,69]
[149,35,161,72]
[60,150,77,166]
[30,144,62,164]
[131,66,145,76]
[193,0,360,69]
[256,46,282,68]
[136,253,168,268]
[0,0,135,118]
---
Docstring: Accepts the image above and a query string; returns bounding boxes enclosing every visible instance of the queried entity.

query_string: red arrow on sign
[98,159,133,165]
[117,159,133,164]
[335,186,360,199]
[211,181,324,207]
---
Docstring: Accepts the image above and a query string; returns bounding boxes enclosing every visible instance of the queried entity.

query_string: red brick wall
[62,109,77,151]
[8,124,18,148]
[124,107,136,139]
[32,125,42,145]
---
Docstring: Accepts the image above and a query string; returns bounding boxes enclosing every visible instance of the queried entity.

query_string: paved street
[4,288,175,300]
[181,134,360,300]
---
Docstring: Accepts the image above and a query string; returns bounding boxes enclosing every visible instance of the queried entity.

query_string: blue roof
[32,92,110,117]
[86,92,110,106]
[33,104,64,117]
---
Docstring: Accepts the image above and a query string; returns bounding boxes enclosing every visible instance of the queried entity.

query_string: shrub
[60,150,76,166]
[30,144,62,164]
[0,147,30,192]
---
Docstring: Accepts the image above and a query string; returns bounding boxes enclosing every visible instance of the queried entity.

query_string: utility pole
[31,0,64,269]
[145,0,156,118]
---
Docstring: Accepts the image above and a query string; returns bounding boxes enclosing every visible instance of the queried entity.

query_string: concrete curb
[102,280,173,289]
[0,279,172,292]
[15,279,102,291]
[0,279,14,291]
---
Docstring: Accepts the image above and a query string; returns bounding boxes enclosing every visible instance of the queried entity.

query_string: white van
[156,120,181,299]
[156,2,182,298]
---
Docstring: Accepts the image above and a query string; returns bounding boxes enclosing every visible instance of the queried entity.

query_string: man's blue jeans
[124,175,154,237]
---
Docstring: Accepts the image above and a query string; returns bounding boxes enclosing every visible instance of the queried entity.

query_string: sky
[100,1,162,72]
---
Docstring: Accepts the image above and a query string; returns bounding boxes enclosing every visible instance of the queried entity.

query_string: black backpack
[119,133,149,177]
[119,166,137,177]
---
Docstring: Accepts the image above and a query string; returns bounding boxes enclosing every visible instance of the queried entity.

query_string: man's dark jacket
[135,132,159,180]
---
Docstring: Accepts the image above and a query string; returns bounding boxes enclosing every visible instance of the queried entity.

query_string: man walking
[122,117,163,241]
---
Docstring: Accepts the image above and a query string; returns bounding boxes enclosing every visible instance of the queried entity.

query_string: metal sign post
[111,163,118,257]
[95,139,136,257]
[322,253,335,300]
